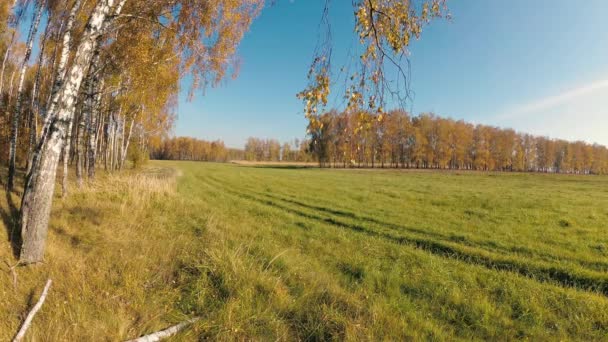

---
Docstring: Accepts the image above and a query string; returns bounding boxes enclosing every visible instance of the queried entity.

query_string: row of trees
[151,137,230,162]
[307,110,608,174]
[149,136,316,163]
[243,137,313,162]
[1,0,262,263]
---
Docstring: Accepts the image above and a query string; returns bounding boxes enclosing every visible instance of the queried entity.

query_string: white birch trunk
[27,14,52,174]
[76,109,85,187]
[125,318,200,342]
[120,111,137,170]
[12,279,52,342]
[41,0,83,136]
[121,119,135,170]
[94,91,105,159]
[104,115,111,170]
[85,55,101,180]
[61,110,76,198]
[112,111,121,170]
[117,112,124,170]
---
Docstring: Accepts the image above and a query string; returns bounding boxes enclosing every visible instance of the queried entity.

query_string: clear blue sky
[175,0,608,148]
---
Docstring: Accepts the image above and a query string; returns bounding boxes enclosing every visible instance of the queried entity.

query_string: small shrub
[128,144,149,169]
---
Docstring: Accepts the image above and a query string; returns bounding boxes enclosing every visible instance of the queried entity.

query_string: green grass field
[2,161,608,340]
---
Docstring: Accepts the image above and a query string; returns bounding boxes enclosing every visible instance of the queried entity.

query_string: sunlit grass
[1,161,608,340]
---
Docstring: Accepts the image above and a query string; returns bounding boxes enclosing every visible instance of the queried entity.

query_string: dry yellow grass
[0,166,200,341]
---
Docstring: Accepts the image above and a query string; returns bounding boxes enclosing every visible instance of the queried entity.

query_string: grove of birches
[0,0,264,264]
[1,0,607,266]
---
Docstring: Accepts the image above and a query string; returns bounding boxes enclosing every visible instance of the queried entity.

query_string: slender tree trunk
[26,107,38,172]
[6,68,16,100]
[8,0,44,191]
[41,0,83,137]
[104,116,110,171]
[19,0,125,264]
[1,70,17,159]
[86,55,102,180]
[0,43,12,102]
[61,111,76,198]
[27,13,52,174]
[76,109,85,187]
[94,93,105,159]
[117,111,124,169]
[120,112,137,170]
[112,116,119,170]
[80,53,97,178]
[42,20,64,124]
[108,111,118,171]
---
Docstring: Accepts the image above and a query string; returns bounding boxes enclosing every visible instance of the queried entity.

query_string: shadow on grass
[203,176,608,296]
[0,168,23,259]
[12,288,36,341]
[249,165,316,170]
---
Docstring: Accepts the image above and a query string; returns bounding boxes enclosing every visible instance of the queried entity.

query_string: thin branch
[3,260,18,291]
[12,279,52,342]
[366,0,413,107]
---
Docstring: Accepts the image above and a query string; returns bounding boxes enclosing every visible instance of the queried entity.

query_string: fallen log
[13,279,52,342]
[125,317,201,342]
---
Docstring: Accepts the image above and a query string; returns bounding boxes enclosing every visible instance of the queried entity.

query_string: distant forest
[306,110,608,174]
[153,110,608,174]
[151,136,314,163]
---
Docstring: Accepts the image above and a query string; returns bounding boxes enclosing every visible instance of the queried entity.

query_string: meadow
[1,161,608,340]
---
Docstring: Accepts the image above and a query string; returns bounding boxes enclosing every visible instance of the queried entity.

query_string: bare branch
[12,279,52,342]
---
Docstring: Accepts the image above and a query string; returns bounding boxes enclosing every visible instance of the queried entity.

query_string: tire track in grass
[246,187,608,273]
[198,173,521,340]
[203,174,608,297]
[212,173,608,273]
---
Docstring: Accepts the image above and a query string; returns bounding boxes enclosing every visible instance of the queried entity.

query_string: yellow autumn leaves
[298,0,447,129]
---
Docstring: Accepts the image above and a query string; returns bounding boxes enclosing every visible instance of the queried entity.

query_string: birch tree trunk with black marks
[120,111,137,170]
[61,108,76,197]
[26,14,52,174]
[114,111,123,170]
[76,109,85,187]
[8,0,44,191]
[42,0,83,135]
[84,54,101,180]
[111,109,121,171]
[19,0,126,264]
[57,0,85,196]
[95,98,105,155]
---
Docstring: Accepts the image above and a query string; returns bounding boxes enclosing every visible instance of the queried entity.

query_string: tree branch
[12,279,52,342]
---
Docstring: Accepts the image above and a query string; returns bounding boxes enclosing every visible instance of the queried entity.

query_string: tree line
[151,137,231,162]
[307,110,608,174]
[150,136,315,163]
[244,137,313,162]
